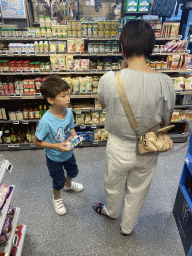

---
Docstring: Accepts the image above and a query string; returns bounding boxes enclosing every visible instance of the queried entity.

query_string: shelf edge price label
[13,121,19,125]
[30,143,36,148]
[91,125,97,129]
[17,35,23,39]
[108,51,113,55]
[30,52,36,56]
[75,51,81,56]
[50,51,56,55]
[16,70,22,74]
[91,69,97,73]
[178,35,182,39]
[80,125,86,129]
[6,162,13,173]
[14,144,19,148]
[90,52,97,56]
[22,121,28,124]
[82,36,88,39]
[52,36,58,40]
[75,110,81,114]
[93,141,99,145]
[21,52,27,55]
[13,52,19,56]
[35,93,41,97]
[41,35,46,39]
[51,70,59,74]
[103,110,106,114]
[8,144,14,148]
[27,70,33,74]
[1,51,7,56]
[33,70,40,74]
[70,70,76,74]
[106,69,112,72]
[15,94,21,97]
[68,35,74,39]
[9,94,15,97]
[111,35,118,39]
[27,35,34,39]
[0,35,6,39]
[9,35,15,39]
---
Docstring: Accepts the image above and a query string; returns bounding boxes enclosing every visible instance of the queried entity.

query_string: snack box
[127,6,137,12]
[64,136,83,149]
[127,0,138,6]
[139,0,149,6]
[138,5,149,12]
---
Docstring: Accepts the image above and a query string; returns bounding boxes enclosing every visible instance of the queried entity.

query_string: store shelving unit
[0,33,191,149]
[0,159,26,254]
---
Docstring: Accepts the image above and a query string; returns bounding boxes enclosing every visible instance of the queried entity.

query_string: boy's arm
[70,128,77,137]
[33,135,71,152]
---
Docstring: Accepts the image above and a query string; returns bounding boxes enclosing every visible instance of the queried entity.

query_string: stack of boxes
[125,0,150,13]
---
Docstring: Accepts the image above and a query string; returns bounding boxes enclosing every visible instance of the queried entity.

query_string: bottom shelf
[168,133,189,143]
[15,225,27,256]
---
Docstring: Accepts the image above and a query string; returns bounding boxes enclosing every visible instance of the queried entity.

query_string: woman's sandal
[93,203,105,215]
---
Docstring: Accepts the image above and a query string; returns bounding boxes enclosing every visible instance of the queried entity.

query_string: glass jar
[16,111,23,120]
[104,43,111,53]
[88,43,94,53]
[112,63,119,70]
[2,60,9,72]
[105,62,112,70]
[87,23,93,37]
[40,62,45,71]
[155,61,162,70]
[99,43,105,53]
[93,44,100,53]
[97,62,103,70]
[34,62,40,70]
[150,61,156,69]
[92,23,98,37]
[98,21,104,30]
[105,30,111,38]
[9,112,16,121]
[112,43,119,53]
[45,62,51,72]
[82,23,88,36]
[29,62,35,71]
[161,61,167,70]
[90,61,97,69]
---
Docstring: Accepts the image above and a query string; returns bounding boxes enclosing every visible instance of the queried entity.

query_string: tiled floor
[2,141,188,256]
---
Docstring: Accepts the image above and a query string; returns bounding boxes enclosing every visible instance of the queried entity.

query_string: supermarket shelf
[171,119,188,123]
[151,52,190,56]
[176,90,192,95]
[0,94,98,100]
[174,105,192,109]
[0,160,11,183]
[168,133,189,143]
[155,37,182,41]
[15,225,27,256]
[161,69,192,73]
[76,140,107,147]
[4,207,20,256]
[75,124,105,129]
[0,143,37,150]
[0,186,15,233]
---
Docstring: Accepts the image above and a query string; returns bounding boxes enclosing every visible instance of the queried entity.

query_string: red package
[16,61,23,71]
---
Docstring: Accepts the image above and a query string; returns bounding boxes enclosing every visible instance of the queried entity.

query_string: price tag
[1,51,7,56]
[75,51,81,56]
[103,110,106,114]
[68,35,74,39]
[93,141,99,144]
[108,51,113,55]
[27,35,34,39]
[50,52,56,55]
[16,70,22,74]
[6,162,13,173]
[9,35,15,39]
[70,70,76,73]
[0,70,3,74]
[30,143,36,148]
[13,52,19,55]
[0,35,6,39]
[22,121,28,124]
[52,36,58,40]
[27,70,33,74]
[111,35,118,39]
[15,94,21,97]
[17,35,23,39]
[21,52,27,55]
[13,144,19,148]
[41,35,46,39]
[9,94,15,97]
[33,70,40,74]
[35,93,41,97]
[75,110,81,114]
[90,52,97,55]
[8,144,14,148]
[80,125,86,129]
[106,69,112,72]
[91,69,97,73]
[82,36,88,39]
[13,121,19,124]
[51,70,59,74]
[30,52,36,56]
[91,125,97,129]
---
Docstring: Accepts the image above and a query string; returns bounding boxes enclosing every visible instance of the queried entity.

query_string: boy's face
[49,90,70,108]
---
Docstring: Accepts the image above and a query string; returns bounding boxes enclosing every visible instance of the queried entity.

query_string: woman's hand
[57,142,72,152]
[120,60,128,70]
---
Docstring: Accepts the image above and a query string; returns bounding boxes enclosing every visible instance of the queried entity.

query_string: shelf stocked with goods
[0,159,26,255]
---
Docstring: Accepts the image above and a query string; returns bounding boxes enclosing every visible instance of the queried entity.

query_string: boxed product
[185,77,192,90]
[64,136,83,149]
[138,5,149,11]
[183,55,192,70]
[127,0,138,6]
[139,0,149,5]
[171,111,180,121]
[67,40,76,53]
[127,6,137,12]
[174,77,185,90]
[185,110,192,120]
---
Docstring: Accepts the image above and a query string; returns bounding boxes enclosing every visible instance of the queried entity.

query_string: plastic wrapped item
[58,55,66,71]
[72,78,80,94]
[94,129,101,141]
[174,77,185,91]
[76,131,94,141]
[50,55,59,71]
[76,114,84,125]
[101,129,108,141]
[64,136,83,149]
[99,112,106,124]
[73,59,81,71]
[91,112,100,124]
[84,113,92,125]
[0,183,14,212]
[66,55,74,70]
[185,77,192,90]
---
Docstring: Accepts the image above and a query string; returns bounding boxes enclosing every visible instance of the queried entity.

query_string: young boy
[33,75,83,216]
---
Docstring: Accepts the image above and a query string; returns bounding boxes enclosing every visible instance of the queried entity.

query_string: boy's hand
[57,142,72,152]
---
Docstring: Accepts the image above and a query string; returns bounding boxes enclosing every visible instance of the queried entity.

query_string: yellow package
[58,42,66,53]
[94,129,101,141]
[50,42,57,52]
[91,112,100,124]
[99,112,106,124]
[50,55,58,71]
[84,113,92,125]
[101,129,108,141]
[76,114,84,125]
[85,76,92,93]
[72,78,80,94]
[66,55,74,70]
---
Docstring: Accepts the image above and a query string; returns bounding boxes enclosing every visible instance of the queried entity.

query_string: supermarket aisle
[2,142,188,256]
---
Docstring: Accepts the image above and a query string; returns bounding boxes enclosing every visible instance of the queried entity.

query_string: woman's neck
[124,56,158,73]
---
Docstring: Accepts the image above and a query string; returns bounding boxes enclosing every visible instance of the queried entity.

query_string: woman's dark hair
[119,20,155,59]
[40,75,70,101]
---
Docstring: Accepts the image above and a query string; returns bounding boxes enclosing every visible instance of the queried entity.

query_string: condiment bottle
[23,104,29,120]
[4,129,11,144]
[34,103,40,119]
[34,41,39,53]
[43,105,47,114]
[17,128,24,143]
[29,103,35,120]
[39,105,44,119]
[10,127,17,144]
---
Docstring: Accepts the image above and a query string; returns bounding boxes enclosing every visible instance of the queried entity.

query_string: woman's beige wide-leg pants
[103,133,158,234]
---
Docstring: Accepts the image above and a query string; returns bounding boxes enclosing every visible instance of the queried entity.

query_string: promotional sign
[1,0,26,19]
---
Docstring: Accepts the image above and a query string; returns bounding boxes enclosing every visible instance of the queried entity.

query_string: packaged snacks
[85,76,92,93]
[94,129,101,141]
[50,42,57,52]
[179,110,186,120]
[58,54,66,71]
[174,77,185,90]
[79,77,86,93]
[84,113,92,125]
[73,77,80,94]
[58,42,66,53]
[67,40,76,53]
[183,55,192,70]
[81,59,90,71]
[76,114,84,125]
[91,112,100,124]
[74,59,81,71]
[171,111,180,121]
[170,22,180,37]
[63,76,73,93]
[76,40,84,53]
[171,55,180,70]
[185,110,192,120]
[66,55,74,70]
[95,98,103,109]
[50,55,58,71]
[64,136,83,149]
[101,129,108,141]
[185,77,192,90]
[178,55,184,69]
[100,112,106,124]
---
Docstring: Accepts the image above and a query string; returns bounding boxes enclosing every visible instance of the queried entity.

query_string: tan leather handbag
[114,71,175,154]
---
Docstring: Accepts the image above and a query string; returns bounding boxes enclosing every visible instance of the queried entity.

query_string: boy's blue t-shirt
[35,108,75,162]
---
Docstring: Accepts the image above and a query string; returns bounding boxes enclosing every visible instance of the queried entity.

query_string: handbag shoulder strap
[114,71,138,132]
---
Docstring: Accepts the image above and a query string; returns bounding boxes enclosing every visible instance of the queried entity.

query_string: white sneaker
[63,181,84,192]
[53,197,66,215]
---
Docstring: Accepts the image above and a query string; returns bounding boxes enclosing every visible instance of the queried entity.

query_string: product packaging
[64,136,83,149]
[174,77,185,90]
[185,77,192,90]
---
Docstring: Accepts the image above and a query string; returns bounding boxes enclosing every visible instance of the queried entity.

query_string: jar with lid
[88,43,94,53]
[92,76,100,87]
[105,30,111,38]
[45,62,51,71]
[81,23,88,36]
[105,62,112,70]
[90,61,97,70]
[112,63,119,70]
[150,61,156,69]
[29,62,35,71]
[45,16,51,27]
[98,30,104,38]
[92,23,98,37]
[97,62,103,70]
[98,21,104,30]
[2,60,9,72]
[161,61,167,70]
[34,62,40,70]
[16,110,23,120]
[40,62,45,71]
[4,130,11,144]
[87,23,93,37]
[46,27,52,38]
[93,44,100,53]
[155,61,162,70]
[104,43,111,53]
[9,112,16,121]
[40,27,46,37]
[99,43,105,53]
[112,43,119,53]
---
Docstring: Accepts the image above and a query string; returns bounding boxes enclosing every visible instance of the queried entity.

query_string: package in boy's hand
[64,136,83,149]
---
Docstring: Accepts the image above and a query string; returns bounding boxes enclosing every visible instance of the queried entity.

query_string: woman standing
[93,20,176,235]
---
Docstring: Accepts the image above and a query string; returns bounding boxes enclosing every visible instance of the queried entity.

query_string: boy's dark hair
[40,75,70,101]
[119,20,155,59]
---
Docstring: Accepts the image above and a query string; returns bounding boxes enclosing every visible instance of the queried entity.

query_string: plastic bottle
[23,104,29,120]
[29,103,35,120]
[39,41,44,53]
[39,105,44,119]
[10,127,17,144]
[34,41,39,53]
[44,41,49,53]
[43,105,47,114]
[34,103,40,119]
